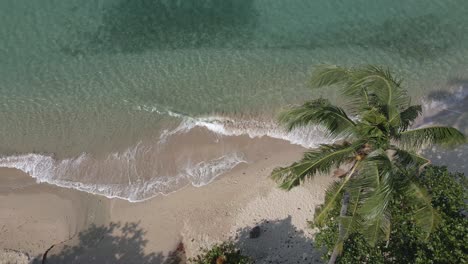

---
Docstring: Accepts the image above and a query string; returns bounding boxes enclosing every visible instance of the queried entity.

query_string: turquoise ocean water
[1,0,467,201]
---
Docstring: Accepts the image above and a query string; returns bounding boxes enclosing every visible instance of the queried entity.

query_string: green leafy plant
[271,65,466,263]
[315,166,467,263]
[189,242,252,264]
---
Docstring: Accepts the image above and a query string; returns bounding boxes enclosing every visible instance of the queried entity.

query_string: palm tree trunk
[328,191,350,264]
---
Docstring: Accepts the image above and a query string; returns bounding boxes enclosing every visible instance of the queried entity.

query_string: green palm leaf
[344,65,408,109]
[404,182,441,240]
[310,65,352,88]
[364,208,392,247]
[399,126,466,149]
[335,187,364,254]
[313,161,361,227]
[278,98,356,137]
[346,152,394,246]
[271,142,359,190]
[381,105,402,127]
[358,170,394,246]
[393,149,430,170]
[399,105,422,131]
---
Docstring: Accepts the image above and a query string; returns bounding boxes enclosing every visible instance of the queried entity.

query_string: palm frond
[363,208,392,246]
[393,149,430,172]
[310,65,351,88]
[347,160,381,192]
[278,98,356,137]
[313,161,361,227]
[271,142,359,190]
[399,126,466,149]
[344,152,394,246]
[383,104,402,129]
[365,149,394,169]
[344,65,408,109]
[354,109,391,143]
[399,105,422,131]
[336,187,364,250]
[358,170,394,246]
[404,182,441,240]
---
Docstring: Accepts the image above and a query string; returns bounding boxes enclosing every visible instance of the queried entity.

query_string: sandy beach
[0,137,333,263]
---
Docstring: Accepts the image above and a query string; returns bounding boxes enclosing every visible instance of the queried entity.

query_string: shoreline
[0,118,332,203]
[0,138,333,263]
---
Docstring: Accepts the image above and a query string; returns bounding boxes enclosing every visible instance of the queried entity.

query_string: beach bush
[314,166,468,263]
[188,242,252,264]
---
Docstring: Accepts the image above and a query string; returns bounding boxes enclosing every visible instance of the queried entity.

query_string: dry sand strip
[0,168,108,263]
[1,138,334,263]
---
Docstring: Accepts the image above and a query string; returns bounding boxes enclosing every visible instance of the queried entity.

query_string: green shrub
[315,166,468,263]
[188,242,252,264]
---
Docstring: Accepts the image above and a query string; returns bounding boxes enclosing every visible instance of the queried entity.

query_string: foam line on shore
[0,152,246,202]
[134,103,334,148]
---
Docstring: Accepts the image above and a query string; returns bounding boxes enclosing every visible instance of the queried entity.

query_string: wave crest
[0,152,245,202]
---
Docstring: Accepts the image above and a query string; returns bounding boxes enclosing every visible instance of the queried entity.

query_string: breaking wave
[135,103,334,148]
[0,152,246,202]
[0,103,336,202]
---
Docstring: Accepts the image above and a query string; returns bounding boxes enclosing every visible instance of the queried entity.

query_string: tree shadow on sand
[34,217,323,263]
[37,222,184,264]
[233,216,322,264]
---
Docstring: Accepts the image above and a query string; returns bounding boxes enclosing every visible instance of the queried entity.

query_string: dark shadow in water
[233,216,322,263]
[63,0,258,55]
[360,14,452,60]
[37,222,185,264]
[297,14,455,60]
[62,2,458,61]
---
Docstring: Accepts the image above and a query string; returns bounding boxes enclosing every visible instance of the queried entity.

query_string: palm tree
[271,65,466,264]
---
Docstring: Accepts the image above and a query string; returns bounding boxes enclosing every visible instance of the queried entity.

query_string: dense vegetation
[189,242,252,264]
[315,166,467,263]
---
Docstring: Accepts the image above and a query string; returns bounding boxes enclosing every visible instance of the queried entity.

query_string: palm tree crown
[271,65,466,263]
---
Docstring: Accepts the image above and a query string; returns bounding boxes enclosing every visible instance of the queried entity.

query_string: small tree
[271,65,465,263]
[189,242,252,264]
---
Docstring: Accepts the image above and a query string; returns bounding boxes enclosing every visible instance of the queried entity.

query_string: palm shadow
[37,222,185,264]
[300,13,455,61]
[34,217,322,263]
[422,85,468,132]
[233,216,322,264]
[419,85,468,175]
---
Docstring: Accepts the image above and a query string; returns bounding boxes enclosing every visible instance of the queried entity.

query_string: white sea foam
[185,153,246,187]
[1,103,330,202]
[0,151,246,202]
[132,103,333,148]
[173,116,332,148]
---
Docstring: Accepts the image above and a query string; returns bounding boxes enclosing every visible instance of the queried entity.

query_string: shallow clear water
[1,0,468,201]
